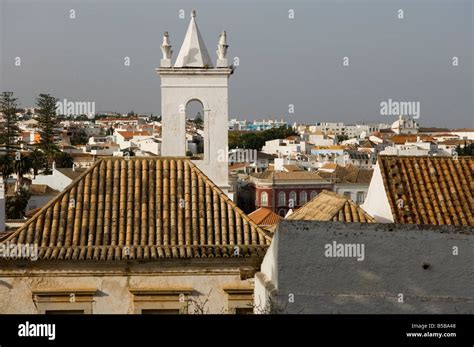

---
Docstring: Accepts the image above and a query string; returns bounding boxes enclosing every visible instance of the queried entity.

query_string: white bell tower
[157,10,233,192]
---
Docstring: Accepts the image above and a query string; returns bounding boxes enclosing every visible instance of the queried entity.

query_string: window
[310,191,317,200]
[223,288,253,314]
[278,192,286,206]
[356,192,365,204]
[235,307,254,315]
[261,192,268,206]
[45,310,85,314]
[130,288,192,314]
[289,191,297,206]
[186,99,205,159]
[299,191,307,205]
[141,309,180,314]
[33,289,96,314]
[343,192,351,199]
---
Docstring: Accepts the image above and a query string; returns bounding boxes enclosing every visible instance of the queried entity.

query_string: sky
[0,0,473,128]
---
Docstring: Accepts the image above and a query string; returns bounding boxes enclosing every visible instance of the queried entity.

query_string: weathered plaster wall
[260,221,474,314]
[0,261,254,314]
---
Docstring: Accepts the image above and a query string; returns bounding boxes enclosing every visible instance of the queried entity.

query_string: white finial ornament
[216,31,229,68]
[191,9,196,18]
[160,31,173,67]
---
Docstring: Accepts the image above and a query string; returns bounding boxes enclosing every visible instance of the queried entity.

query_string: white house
[262,137,310,156]
[32,165,84,192]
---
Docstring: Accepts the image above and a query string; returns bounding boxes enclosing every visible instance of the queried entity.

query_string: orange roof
[2,158,270,261]
[320,163,337,170]
[378,156,473,226]
[390,134,434,144]
[287,190,375,223]
[252,170,326,181]
[283,164,303,172]
[97,117,139,122]
[117,131,151,140]
[248,208,282,227]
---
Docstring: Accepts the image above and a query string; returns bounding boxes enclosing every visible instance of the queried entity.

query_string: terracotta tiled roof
[252,170,326,181]
[439,139,474,146]
[318,164,373,184]
[2,158,270,260]
[287,190,375,223]
[418,127,451,133]
[283,164,303,172]
[117,131,151,140]
[390,134,434,145]
[248,208,282,228]
[320,163,337,170]
[378,156,474,226]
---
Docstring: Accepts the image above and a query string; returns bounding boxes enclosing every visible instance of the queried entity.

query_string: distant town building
[228,119,288,131]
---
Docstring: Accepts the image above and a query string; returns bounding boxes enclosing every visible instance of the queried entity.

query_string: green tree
[0,92,20,153]
[54,151,74,168]
[70,129,89,145]
[36,93,59,173]
[455,142,474,156]
[6,187,31,219]
[0,155,14,180]
[28,148,45,178]
[194,112,203,129]
[229,125,297,150]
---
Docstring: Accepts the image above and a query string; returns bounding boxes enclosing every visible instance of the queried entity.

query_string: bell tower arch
[157,10,233,192]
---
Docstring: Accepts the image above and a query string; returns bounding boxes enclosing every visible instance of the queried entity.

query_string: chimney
[0,177,5,232]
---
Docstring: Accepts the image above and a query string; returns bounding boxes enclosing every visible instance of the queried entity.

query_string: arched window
[261,192,268,206]
[289,191,297,207]
[185,99,205,159]
[300,191,307,205]
[278,192,286,206]
[310,191,317,200]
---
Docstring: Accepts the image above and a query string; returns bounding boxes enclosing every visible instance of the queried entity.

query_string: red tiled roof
[390,134,434,145]
[378,156,473,226]
[287,190,375,223]
[2,158,270,261]
[117,131,151,140]
[248,208,282,227]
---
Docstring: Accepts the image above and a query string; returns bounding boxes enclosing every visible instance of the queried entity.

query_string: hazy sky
[1,0,473,127]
